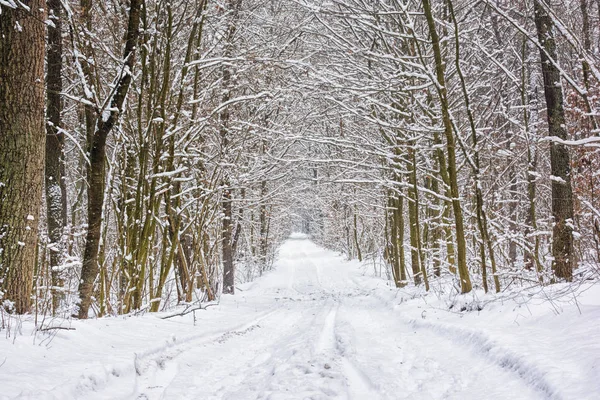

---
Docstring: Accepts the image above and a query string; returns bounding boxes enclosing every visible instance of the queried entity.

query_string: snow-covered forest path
[114,237,546,400]
[4,235,598,400]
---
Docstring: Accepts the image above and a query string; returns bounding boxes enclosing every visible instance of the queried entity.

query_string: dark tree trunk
[78,0,143,318]
[219,0,242,295]
[46,0,68,314]
[0,1,47,314]
[222,188,235,294]
[259,181,268,270]
[79,0,97,145]
[220,59,234,294]
[408,161,422,286]
[388,189,406,287]
[533,0,575,281]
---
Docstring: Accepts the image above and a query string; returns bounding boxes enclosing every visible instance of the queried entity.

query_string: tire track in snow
[406,318,562,400]
[313,299,382,400]
[211,300,348,399]
[132,323,264,400]
[129,310,282,400]
[339,276,558,400]
[332,301,385,400]
[334,295,549,400]
[67,308,282,400]
[315,304,338,354]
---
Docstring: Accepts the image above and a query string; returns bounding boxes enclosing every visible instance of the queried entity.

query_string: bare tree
[77,0,143,318]
[46,0,68,313]
[533,0,575,281]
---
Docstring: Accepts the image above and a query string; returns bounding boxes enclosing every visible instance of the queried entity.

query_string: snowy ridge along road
[118,236,548,400]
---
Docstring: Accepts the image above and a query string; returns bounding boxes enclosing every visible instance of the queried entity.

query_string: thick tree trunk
[0,1,47,314]
[533,0,575,281]
[46,0,68,314]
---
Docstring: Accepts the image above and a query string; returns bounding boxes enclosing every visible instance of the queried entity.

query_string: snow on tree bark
[533,0,575,281]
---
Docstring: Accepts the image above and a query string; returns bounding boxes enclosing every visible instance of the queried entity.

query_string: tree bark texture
[533,0,575,280]
[46,0,68,313]
[0,1,47,314]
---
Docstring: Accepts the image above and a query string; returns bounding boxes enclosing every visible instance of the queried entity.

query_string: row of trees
[1,0,302,317]
[302,0,599,293]
[0,0,598,317]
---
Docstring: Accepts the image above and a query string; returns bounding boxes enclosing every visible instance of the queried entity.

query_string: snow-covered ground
[1,235,599,399]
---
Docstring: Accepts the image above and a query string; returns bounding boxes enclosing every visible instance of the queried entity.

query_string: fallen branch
[160,303,217,320]
[38,326,76,332]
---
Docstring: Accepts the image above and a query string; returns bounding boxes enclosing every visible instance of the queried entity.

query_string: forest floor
[1,235,599,399]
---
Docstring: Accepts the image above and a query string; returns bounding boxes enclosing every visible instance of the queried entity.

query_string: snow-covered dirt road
[2,236,599,399]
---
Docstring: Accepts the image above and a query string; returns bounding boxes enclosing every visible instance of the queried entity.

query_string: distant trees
[298,0,598,292]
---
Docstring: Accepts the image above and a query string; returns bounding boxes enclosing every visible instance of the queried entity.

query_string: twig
[38,326,76,332]
[160,303,216,319]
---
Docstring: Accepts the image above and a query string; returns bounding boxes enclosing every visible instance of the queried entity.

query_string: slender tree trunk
[422,0,472,292]
[432,127,456,275]
[388,189,406,287]
[386,196,396,283]
[353,205,362,262]
[219,0,242,294]
[578,0,599,131]
[408,191,422,286]
[222,188,235,294]
[447,0,499,292]
[507,161,518,267]
[231,188,245,258]
[396,194,407,283]
[149,1,209,311]
[533,0,575,281]
[79,0,97,145]
[0,1,47,314]
[78,0,143,318]
[408,147,429,290]
[46,0,68,314]
[521,39,543,277]
[259,181,269,270]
